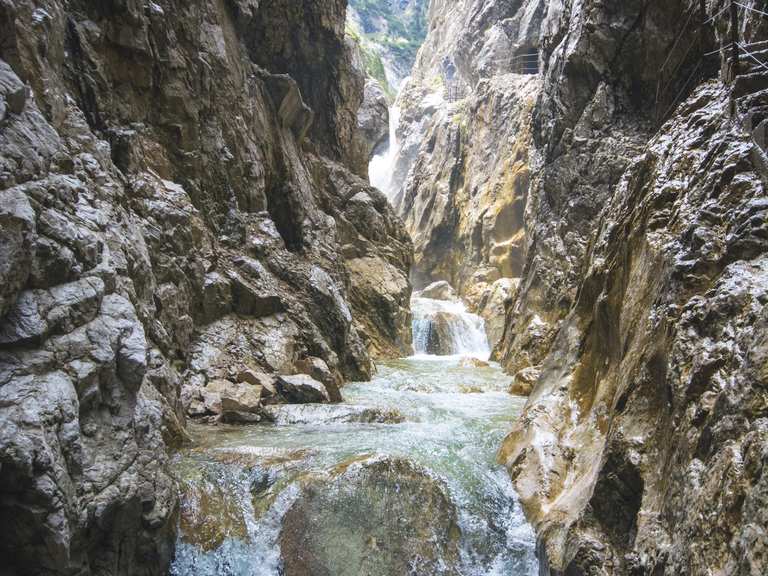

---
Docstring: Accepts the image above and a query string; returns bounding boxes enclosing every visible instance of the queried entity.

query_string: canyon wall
[494,1,768,575]
[391,0,546,345]
[397,0,768,573]
[0,1,411,574]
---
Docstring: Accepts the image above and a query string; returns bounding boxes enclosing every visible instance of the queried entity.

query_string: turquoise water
[169,356,537,575]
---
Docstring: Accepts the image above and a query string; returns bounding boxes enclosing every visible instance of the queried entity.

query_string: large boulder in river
[275,374,332,404]
[418,281,458,302]
[419,311,460,356]
[280,457,462,576]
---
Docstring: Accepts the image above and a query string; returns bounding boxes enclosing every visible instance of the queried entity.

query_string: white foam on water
[411,297,491,359]
[369,105,401,197]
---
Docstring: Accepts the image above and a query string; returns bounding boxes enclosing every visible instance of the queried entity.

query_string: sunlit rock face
[0,1,411,574]
[491,1,768,574]
[388,0,545,350]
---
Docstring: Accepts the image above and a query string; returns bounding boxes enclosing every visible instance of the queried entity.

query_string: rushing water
[411,297,491,358]
[169,303,537,575]
[369,104,401,197]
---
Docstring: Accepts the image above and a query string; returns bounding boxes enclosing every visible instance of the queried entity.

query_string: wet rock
[178,469,249,551]
[263,404,404,425]
[469,277,519,349]
[418,280,458,301]
[500,82,768,575]
[458,357,490,369]
[280,457,461,576]
[421,311,461,356]
[508,367,538,397]
[275,374,331,404]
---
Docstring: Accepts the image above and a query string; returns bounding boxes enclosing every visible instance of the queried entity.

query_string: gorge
[1,1,767,575]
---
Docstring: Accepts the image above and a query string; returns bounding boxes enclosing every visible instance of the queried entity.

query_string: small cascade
[368,104,401,197]
[411,297,491,359]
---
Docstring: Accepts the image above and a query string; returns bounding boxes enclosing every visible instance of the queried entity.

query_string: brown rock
[508,367,539,397]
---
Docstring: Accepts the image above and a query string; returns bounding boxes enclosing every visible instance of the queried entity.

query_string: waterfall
[369,105,401,197]
[411,297,491,359]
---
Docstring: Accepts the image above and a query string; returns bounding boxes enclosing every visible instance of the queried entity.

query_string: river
[169,298,538,575]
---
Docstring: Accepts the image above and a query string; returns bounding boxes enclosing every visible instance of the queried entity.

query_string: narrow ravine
[169,299,537,575]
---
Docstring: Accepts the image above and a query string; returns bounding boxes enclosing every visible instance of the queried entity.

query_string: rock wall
[398,0,768,572]
[390,0,546,347]
[0,1,411,574]
[492,1,768,575]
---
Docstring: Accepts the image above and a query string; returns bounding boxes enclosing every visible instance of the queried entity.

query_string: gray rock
[0,189,35,318]
[280,457,462,576]
[0,1,414,574]
[275,374,331,404]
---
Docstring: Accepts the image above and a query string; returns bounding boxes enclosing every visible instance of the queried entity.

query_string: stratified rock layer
[0,1,412,574]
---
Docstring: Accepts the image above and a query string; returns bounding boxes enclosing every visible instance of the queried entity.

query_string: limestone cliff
[0,1,411,574]
[493,1,768,575]
[391,0,546,347]
[396,0,768,573]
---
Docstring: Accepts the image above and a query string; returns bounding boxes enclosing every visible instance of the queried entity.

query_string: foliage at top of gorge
[347,0,429,92]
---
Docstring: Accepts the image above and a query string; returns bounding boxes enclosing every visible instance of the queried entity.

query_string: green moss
[348,0,428,72]
[347,24,396,100]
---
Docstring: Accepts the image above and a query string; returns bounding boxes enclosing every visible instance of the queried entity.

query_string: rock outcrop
[280,456,462,576]
[490,2,768,575]
[390,0,546,348]
[398,0,768,574]
[0,1,411,574]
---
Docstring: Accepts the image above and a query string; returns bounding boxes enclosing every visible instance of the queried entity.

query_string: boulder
[295,357,342,402]
[275,374,331,404]
[280,457,462,576]
[418,281,458,302]
[508,366,539,397]
[421,311,460,356]
[178,468,249,552]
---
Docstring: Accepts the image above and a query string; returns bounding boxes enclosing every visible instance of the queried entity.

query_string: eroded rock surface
[400,0,768,574]
[0,1,412,574]
[486,2,768,575]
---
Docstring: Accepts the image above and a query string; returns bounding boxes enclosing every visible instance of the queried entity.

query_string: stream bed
[170,296,537,575]
[169,355,537,575]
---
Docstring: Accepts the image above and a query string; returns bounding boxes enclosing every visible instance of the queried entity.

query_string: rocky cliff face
[493,1,768,575]
[0,1,411,574]
[397,0,768,573]
[390,0,546,347]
